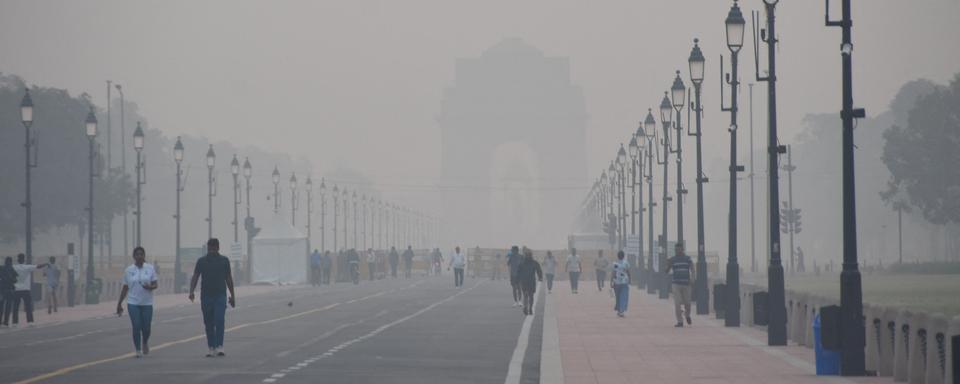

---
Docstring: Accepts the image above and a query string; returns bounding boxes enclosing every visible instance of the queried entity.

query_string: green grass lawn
[741,273,960,317]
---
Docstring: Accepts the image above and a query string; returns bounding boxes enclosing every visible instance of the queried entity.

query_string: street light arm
[720,55,733,113]
[824,0,845,27]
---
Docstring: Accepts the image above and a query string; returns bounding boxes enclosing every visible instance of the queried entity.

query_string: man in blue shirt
[189,238,236,357]
[664,242,695,327]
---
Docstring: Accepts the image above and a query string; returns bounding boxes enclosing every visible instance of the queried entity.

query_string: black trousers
[390,263,398,278]
[521,284,536,313]
[453,268,464,287]
[12,290,33,324]
[322,268,331,285]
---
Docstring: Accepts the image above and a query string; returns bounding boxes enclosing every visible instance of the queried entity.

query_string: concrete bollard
[790,293,806,344]
[743,287,754,326]
[926,314,948,384]
[865,304,881,373]
[798,297,812,347]
[785,291,794,340]
[881,307,901,377]
[945,315,960,384]
[909,311,929,384]
[895,309,915,382]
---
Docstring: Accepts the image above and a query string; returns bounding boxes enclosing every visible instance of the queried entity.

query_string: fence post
[909,312,929,384]
[865,304,882,373]
[895,309,915,382]
[926,314,948,384]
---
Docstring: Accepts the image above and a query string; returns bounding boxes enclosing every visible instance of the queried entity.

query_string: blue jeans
[128,304,153,351]
[201,295,227,349]
[613,283,629,313]
[568,272,580,292]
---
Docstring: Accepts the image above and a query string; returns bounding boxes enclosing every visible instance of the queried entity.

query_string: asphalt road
[0,275,544,384]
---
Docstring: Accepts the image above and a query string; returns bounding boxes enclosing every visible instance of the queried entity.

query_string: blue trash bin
[813,313,840,375]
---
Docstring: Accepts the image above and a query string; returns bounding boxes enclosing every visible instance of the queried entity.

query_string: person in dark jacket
[517,247,542,316]
[388,247,400,278]
[402,246,415,278]
[0,257,17,327]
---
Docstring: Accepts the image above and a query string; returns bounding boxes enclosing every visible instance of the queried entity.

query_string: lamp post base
[768,263,787,345]
[839,268,865,375]
[725,262,740,327]
[695,257,709,315]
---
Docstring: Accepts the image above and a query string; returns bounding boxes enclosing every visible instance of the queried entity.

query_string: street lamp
[84,107,99,304]
[290,173,298,226]
[827,0,866,373]
[671,71,687,250]
[754,0,788,345]
[332,185,339,252]
[628,133,643,285]
[231,155,240,243]
[361,194,368,250]
[688,38,710,315]
[133,123,146,247]
[658,91,673,300]
[173,137,184,293]
[20,89,36,263]
[242,158,254,283]
[319,179,326,252]
[206,145,216,240]
[272,166,281,213]
[352,191,358,249]
[720,0,746,327]
[617,145,627,250]
[644,109,658,295]
[343,188,350,249]
[306,177,313,271]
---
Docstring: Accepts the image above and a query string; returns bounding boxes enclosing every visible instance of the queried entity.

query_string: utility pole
[782,145,796,274]
[116,84,126,270]
[827,0,866,374]
[749,83,756,274]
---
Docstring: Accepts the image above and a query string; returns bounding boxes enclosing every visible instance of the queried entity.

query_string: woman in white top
[116,247,159,357]
[564,248,582,294]
[543,251,557,293]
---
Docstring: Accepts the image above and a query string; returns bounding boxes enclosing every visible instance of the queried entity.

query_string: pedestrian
[366,248,376,282]
[491,253,501,281]
[565,248,582,294]
[517,248,542,316]
[347,249,361,284]
[321,251,333,285]
[389,246,400,278]
[12,253,48,326]
[431,248,443,276]
[594,250,609,292]
[45,256,61,314]
[402,246,414,278]
[543,251,557,293]
[471,249,482,279]
[188,238,236,357]
[116,246,158,357]
[664,242,694,327]
[0,257,17,327]
[506,246,522,306]
[448,246,466,288]
[310,249,322,287]
[611,250,631,317]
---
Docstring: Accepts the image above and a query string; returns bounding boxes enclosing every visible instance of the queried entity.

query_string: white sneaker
[135,350,143,358]
[216,347,225,357]
[205,348,215,357]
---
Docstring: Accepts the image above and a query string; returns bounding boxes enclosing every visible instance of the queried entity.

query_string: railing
[734,283,959,384]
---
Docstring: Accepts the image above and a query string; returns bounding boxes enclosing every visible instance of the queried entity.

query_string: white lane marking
[504,282,540,384]
[539,290,564,384]
[260,280,479,383]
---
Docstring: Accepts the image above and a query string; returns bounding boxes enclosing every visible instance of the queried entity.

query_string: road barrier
[734,283,957,383]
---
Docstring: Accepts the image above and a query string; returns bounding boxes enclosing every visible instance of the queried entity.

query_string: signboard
[624,235,641,265]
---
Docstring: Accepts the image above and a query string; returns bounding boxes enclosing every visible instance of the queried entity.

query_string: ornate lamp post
[306,177,313,269]
[628,135,643,285]
[133,123,145,247]
[319,178,326,252]
[644,110,658,295]
[688,38,710,315]
[272,167,280,213]
[20,90,36,263]
[670,71,687,249]
[231,155,240,243]
[617,145,627,250]
[84,108,99,304]
[720,0,746,327]
[332,185,339,252]
[352,191,359,249]
[205,145,216,240]
[290,173,298,226]
[173,137,185,293]
[242,158,254,283]
[658,92,673,299]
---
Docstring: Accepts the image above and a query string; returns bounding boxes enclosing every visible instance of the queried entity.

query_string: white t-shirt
[13,264,38,291]
[565,255,582,273]
[367,252,376,263]
[450,252,466,269]
[122,263,158,306]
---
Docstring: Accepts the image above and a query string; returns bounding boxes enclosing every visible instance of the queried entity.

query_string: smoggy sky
[1,0,958,206]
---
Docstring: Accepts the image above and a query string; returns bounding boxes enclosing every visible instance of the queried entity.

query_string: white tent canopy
[251,213,308,285]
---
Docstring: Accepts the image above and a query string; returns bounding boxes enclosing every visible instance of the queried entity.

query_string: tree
[881,74,960,225]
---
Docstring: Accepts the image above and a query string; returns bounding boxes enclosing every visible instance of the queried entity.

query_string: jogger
[565,248,582,294]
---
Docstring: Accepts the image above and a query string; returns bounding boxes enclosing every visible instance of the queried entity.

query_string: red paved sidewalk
[552,284,885,384]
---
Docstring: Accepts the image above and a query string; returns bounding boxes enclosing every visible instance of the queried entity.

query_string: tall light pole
[290,173,298,226]
[332,185,339,252]
[231,155,240,243]
[319,179,326,252]
[617,146,627,250]
[84,108,99,304]
[343,189,350,249]
[243,158,253,283]
[116,84,127,266]
[206,145,216,240]
[361,195,368,250]
[173,137,184,293]
[352,191,359,249]
[720,0,746,327]
[658,92,674,299]
[272,167,281,213]
[755,0,788,345]
[644,110,658,295]
[749,83,757,273]
[671,71,687,249]
[688,39,710,315]
[306,177,313,267]
[19,89,35,263]
[133,123,145,247]
[827,0,866,374]
[629,133,645,281]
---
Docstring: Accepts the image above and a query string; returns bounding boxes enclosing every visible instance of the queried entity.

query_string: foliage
[881,74,960,225]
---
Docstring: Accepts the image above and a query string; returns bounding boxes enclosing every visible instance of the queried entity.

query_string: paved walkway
[550,283,886,384]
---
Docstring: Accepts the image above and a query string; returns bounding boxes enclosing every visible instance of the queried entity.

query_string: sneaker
[686,316,692,325]
[216,347,225,357]
[135,350,143,358]
[142,341,149,355]
[617,312,624,317]
[674,322,684,328]
[205,348,215,358]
